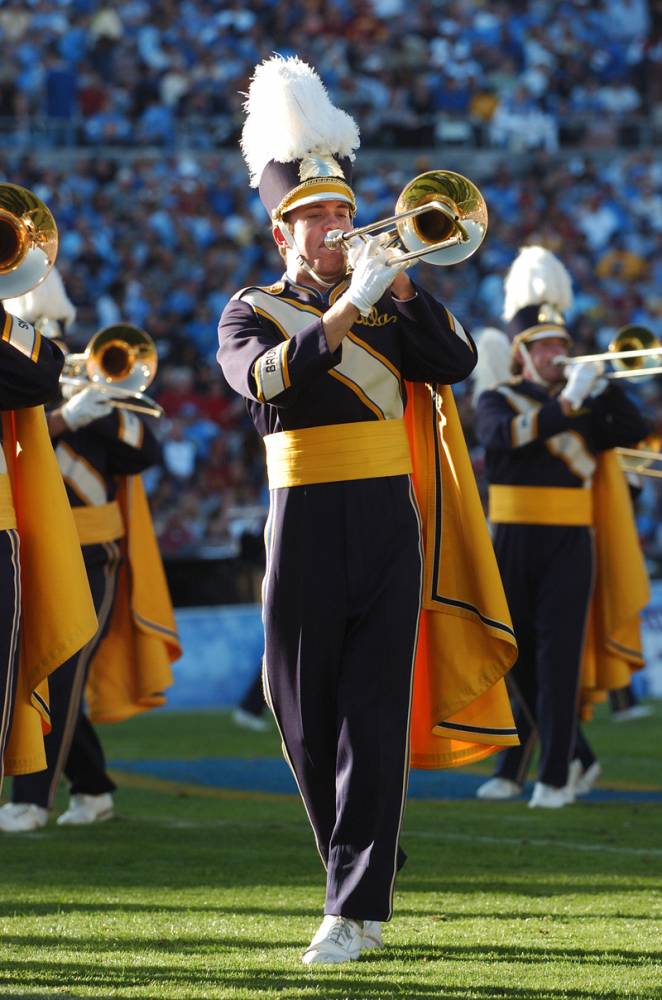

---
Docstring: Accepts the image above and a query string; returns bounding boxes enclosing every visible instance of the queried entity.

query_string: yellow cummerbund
[73,501,125,545]
[489,484,593,526]
[0,473,16,531]
[264,419,413,489]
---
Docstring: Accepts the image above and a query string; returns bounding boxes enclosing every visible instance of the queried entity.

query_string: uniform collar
[282,273,350,307]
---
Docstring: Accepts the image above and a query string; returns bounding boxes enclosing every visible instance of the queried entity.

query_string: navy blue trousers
[0,530,21,790]
[262,475,422,922]
[492,523,594,789]
[12,542,120,808]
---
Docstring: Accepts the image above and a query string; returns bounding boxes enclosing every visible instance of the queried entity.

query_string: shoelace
[327,919,356,947]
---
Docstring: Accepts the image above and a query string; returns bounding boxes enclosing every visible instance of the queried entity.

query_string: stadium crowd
[0,0,659,151]
[0,0,661,573]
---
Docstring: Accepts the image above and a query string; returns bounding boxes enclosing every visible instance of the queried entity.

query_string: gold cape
[85,475,181,723]
[2,407,97,776]
[580,451,649,714]
[404,383,519,768]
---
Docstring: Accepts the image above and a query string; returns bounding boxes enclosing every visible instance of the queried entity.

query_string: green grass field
[1,703,660,1000]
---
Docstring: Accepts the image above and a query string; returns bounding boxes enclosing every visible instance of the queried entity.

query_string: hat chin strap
[518,341,551,388]
[276,221,340,290]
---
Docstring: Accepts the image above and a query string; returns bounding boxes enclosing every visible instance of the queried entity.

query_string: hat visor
[279,180,356,217]
[515,325,572,348]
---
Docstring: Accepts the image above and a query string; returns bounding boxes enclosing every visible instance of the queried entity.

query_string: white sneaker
[573,761,602,797]
[56,793,114,826]
[231,707,269,732]
[0,802,48,832]
[528,781,574,809]
[566,758,583,796]
[476,777,522,800]
[612,705,652,723]
[302,915,363,965]
[362,920,384,950]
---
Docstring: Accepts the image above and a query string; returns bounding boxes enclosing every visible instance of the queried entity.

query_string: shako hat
[240,54,360,220]
[503,245,573,352]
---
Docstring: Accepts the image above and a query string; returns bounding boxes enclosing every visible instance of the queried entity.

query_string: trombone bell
[0,183,58,298]
[61,323,163,417]
[394,170,488,265]
[87,323,158,394]
[609,325,661,375]
[324,169,488,267]
[556,324,661,380]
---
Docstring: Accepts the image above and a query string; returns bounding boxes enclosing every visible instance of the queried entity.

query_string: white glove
[588,372,609,398]
[61,387,113,430]
[341,234,408,317]
[560,361,605,410]
[345,231,392,270]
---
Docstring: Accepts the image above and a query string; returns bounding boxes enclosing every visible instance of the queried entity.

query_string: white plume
[240,54,360,187]
[471,327,512,399]
[4,266,76,327]
[502,245,573,322]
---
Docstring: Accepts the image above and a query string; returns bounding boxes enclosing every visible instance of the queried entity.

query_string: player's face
[285,200,353,284]
[524,337,569,385]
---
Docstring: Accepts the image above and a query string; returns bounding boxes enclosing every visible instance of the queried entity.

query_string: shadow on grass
[1,897,658,922]
[0,958,657,1000]
[2,936,659,965]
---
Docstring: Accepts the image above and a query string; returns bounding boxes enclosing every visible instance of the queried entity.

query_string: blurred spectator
[0,0,655,153]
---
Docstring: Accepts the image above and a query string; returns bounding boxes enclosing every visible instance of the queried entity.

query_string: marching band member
[217,55,518,965]
[473,246,649,808]
[0,290,97,796]
[1,298,65,786]
[0,269,179,832]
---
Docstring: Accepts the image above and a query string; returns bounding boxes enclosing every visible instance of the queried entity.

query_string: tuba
[0,183,58,299]
[61,324,163,418]
[324,169,488,266]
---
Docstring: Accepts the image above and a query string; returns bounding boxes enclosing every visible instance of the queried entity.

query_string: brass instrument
[61,324,163,418]
[324,170,488,266]
[0,183,58,298]
[617,436,662,480]
[556,326,662,380]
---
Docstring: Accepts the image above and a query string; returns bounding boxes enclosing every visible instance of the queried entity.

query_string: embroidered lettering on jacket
[354,307,397,328]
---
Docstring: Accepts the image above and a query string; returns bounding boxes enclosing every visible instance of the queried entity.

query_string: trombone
[0,182,58,299]
[616,437,662,480]
[556,325,662,380]
[324,170,488,266]
[60,324,163,418]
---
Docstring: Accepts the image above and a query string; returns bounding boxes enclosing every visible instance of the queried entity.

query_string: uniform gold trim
[328,370,385,418]
[277,179,356,217]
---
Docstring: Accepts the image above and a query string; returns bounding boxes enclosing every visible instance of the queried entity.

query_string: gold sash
[0,472,16,530]
[489,484,593,526]
[73,501,125,545]
[264,419,412,488]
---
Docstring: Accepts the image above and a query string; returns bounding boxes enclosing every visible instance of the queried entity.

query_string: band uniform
[219,275,477,921]
[10,404,161,809]
[475,366,648,789]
